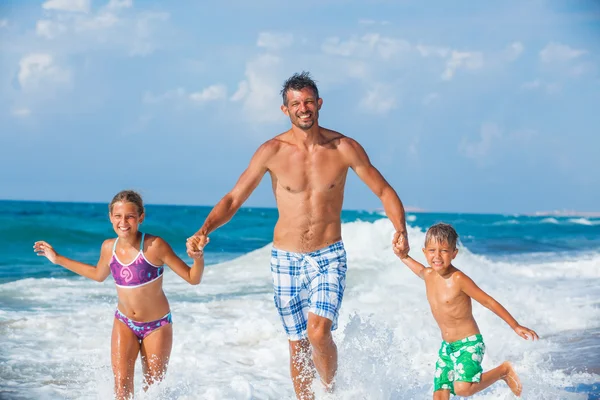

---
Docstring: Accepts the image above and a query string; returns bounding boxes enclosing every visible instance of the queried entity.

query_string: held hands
[514,325,540,341]
[33,241,58,264]
[392,230,410,259]
[186,235,209,259]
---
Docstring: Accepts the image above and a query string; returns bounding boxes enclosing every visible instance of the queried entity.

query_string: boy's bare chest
[425,279,467,312]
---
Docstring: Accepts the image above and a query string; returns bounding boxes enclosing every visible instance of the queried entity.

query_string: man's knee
[306,316,333,350]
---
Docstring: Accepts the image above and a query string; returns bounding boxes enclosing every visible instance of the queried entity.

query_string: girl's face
[109,201,144,238]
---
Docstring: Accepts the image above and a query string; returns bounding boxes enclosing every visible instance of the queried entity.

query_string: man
[188,71,410,399]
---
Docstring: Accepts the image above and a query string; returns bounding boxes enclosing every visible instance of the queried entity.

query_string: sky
[1,0,599,214]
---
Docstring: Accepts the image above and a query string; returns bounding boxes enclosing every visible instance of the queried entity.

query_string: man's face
[281,88,322,130]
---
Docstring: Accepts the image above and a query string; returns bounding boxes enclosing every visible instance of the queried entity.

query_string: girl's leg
[111,319,141,400]
[140,324,173,390]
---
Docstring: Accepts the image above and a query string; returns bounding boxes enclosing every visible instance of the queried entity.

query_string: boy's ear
[452,248,459,258]
[422,247,426,255]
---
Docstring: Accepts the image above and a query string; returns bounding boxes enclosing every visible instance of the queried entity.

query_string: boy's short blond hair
[425,223,459,249]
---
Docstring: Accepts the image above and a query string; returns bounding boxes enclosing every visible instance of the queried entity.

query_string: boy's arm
[457,272,539,340]
[399,255,426,280]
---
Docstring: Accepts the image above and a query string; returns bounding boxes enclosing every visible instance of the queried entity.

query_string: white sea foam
[0,219,598,399]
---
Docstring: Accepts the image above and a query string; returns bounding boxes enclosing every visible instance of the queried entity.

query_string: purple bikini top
[110,233,164,288]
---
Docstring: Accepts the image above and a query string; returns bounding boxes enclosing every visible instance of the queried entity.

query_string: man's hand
[514,325,539,341]
[186,235,209,259]
[392,230,410,259]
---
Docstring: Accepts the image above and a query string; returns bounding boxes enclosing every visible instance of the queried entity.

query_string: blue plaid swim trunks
[270,241,347,341]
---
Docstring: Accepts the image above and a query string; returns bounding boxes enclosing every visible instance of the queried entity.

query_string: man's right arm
[194,141,276,240]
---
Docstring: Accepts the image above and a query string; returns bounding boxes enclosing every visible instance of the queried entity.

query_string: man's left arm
[343,138,409,257]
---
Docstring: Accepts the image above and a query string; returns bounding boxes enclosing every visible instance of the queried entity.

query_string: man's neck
[289,125,321,147]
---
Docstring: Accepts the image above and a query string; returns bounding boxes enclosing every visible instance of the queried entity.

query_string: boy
[398,223,538,399]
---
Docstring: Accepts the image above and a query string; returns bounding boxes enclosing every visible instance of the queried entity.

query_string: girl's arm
[457,271,539,340]
[154,237,204,285]
[399,255,426,280]
[33,240,112,282]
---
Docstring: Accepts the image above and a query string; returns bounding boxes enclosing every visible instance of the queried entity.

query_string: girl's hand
[186,239,204,260]
[33,241,58,264]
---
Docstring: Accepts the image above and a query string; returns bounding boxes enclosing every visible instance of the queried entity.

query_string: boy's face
[422,240,458,273]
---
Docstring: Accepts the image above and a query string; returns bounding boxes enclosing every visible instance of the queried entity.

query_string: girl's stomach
[114,277,170,321]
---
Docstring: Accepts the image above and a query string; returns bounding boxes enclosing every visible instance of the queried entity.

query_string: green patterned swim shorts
[433,334,485,394]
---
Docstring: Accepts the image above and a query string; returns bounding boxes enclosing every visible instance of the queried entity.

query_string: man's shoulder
[320,128,362,151]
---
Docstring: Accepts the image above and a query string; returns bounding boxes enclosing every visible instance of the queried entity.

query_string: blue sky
[1,0,599,214]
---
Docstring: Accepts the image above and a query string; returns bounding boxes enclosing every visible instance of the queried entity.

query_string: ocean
[0,200,598,399]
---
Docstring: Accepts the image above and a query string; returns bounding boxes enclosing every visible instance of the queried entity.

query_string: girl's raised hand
[33,241,58,264]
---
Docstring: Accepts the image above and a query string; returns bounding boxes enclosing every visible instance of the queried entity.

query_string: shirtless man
[188,72,410,399]
[399,223,539,399]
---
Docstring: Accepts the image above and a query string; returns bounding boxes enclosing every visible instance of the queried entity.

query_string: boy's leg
[307,312,337,390]
[453,362,521,397]
[140,323,173,390]
[111,319,141,400]
[433,389,451,400]
[289,339,316,400]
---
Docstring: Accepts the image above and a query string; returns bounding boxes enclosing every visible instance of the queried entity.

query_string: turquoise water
[1,200,599,399]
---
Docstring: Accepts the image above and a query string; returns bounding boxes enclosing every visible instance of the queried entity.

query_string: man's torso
[266,128,350,253]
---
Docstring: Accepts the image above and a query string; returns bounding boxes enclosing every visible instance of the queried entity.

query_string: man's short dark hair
[280,71,319,105]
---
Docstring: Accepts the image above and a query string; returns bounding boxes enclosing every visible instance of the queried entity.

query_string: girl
[33,190,205,399]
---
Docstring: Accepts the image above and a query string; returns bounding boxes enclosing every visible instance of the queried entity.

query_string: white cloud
[189,85,227,103]
[415,44,450,58]
[230,81,249,102]
[128,12,170,56]
[0,19,8,28]
[42,0,90,13]
[360,84,397,114]
[107,0,133,10]
[504,41,524,62]
[459,123,501,162]
[522,79,561,94]
[322,34,410,59]
[143,87,186,103]
[442,51,484,80]
[422,92,439,105]
[75,12,119,31]
[257,32,294,50]
[36,20,68,39]
[540,42,587,63]
[18,53,70,91]
[358,19,390,26]
[143,85,227,105]
[11,108,32,118]
[233,54,285,123]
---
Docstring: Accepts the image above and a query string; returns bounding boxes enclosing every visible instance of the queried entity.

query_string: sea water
[0,200,598,399]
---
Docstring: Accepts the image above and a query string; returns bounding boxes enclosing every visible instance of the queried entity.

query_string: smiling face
[423,240,458,274]
[109,201,144,239]
[281,87,322,130]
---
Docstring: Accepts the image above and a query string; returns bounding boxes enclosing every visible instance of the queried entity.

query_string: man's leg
[453,362,521,397]
[289,339,316,400]
[307,312,337,390]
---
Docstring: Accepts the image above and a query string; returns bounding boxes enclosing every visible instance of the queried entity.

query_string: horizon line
[1,198,599,218]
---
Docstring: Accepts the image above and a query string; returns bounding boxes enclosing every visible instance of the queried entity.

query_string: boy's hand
[393,230,410,259]
[33,241,58,264]
[514,325,539,341]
